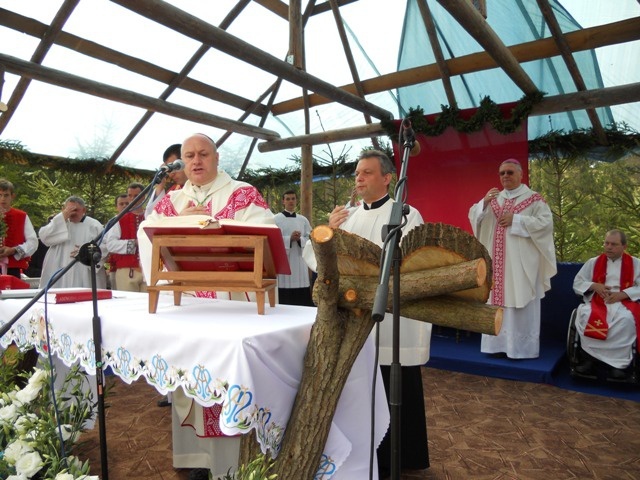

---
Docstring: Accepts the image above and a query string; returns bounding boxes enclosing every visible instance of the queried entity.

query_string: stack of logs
[312,221,502,335]
[240,222,502,479]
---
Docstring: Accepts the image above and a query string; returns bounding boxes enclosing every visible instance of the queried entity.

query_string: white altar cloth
[0,291,389,479]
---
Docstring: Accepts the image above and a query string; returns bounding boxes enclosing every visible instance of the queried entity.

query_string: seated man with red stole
[0,178,38,278]
[573,229,640,379]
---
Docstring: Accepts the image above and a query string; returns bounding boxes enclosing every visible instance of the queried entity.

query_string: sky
[0,0,638,173]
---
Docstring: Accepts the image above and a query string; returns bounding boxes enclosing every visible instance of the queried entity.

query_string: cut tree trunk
[239,222,499,478]
[333,258,485,304]
[269,223,375,479]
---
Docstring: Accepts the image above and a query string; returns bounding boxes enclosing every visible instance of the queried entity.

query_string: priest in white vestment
[137,133,274,478]
[303,149,431,477]
[469,158,556,359]
[573,229,640,378]
[39,195,107,289]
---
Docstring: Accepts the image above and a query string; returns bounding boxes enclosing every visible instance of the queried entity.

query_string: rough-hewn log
[401,223,493,303]
[329,258,486,307]
[310,225,382,276]
[273,225,375,479]
[401,296,502,336]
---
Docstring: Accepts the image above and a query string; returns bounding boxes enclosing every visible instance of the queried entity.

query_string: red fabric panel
[393,104,529,233]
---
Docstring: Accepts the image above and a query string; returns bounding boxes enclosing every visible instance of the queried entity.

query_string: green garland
[381,91,544,140]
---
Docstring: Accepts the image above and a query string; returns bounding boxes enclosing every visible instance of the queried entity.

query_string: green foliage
[217,454,277,480]
[0,351,97,479]
[381,92,543,139]
[1,144,153,228]
[530,128,640,261]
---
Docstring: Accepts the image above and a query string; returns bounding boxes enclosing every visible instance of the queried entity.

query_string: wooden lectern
[144,220,290,315]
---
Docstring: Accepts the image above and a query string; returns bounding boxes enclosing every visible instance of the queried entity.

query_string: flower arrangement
[217,454,277,480]
[0,350,97,480]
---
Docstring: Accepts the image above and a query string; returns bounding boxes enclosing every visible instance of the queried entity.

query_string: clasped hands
[591,283,629,304]
[180,205,209,215]
[483,188,513,227]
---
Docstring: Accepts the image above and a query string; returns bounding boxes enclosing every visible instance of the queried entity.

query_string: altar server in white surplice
[573,229,640,379]
[469,158,556,359]
[137,133,274,479]
[274,189,314,306]
[39,195,107,289]
[303,149,431,477]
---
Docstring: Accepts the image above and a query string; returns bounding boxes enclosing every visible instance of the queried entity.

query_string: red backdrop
[393,104,529,233]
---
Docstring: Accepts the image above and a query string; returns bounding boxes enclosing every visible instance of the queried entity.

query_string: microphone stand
[371,124,414,480]
[0,168,171,480]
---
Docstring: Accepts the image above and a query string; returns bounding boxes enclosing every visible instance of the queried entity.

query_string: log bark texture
[270,226,376,479]
[240,222,500,477]
[401,223,493,302]
[330,258,486,308]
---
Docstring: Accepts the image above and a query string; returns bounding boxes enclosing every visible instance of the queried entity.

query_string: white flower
[77,476,100,480]
[15,382,43,405]
[6,474,28,480]
[0,402,19,425]
[27,368,48,388]
[54,473,75,480]
[59,423,76,441]
[15,450,44,478]
[4,439,34,465]
[15,413,38,435]
[7,389,19,402]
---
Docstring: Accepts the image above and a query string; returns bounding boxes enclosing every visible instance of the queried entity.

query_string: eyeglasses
[499,170,515,176]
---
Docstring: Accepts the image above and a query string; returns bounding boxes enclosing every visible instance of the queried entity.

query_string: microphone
[159,159,185,173]
[402,119,421,157]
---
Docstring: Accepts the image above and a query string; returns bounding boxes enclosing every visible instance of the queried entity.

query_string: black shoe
[188,468,210,480]
[488,352,507,359]
[157,395,171,407]
[609,367,629,380]
[575,359,594,375]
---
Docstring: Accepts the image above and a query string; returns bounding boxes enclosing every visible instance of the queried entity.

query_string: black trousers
[377,365,430,474]
[278,287,314,307]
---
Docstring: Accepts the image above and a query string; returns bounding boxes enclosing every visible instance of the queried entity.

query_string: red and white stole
[585,253,640,341]
[490,193,544,306]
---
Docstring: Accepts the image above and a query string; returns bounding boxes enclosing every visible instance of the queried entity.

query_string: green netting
[396,0,614,139]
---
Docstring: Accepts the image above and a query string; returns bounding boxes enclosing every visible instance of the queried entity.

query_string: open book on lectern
[142,216,291,275]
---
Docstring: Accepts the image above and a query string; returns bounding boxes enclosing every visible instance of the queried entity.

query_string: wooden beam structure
[272,16,640,115]
[0,2,638,173]
[0,7,268,117]
[259,82,640,152]
[0,53,281,141]
[107,0,252,168]
[111,0,393,121]
[536,0,608,144]
[417,0,457,108]
[0,0,80,134]
[435,0,539,95]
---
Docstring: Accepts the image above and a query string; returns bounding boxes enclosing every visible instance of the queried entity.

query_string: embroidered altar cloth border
[0,292,389,478]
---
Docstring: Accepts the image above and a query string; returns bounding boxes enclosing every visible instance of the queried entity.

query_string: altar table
[0,291,389,479]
